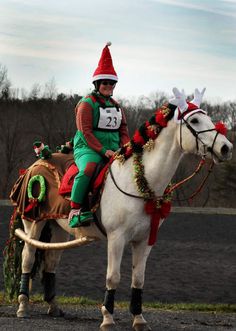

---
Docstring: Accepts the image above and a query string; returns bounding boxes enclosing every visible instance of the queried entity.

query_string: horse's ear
[191,88,206,108]
[169,87,188,112]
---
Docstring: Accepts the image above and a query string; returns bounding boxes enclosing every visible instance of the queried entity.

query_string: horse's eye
[190,118,199,124]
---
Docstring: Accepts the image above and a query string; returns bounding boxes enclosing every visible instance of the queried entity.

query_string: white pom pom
[106,41,112,46]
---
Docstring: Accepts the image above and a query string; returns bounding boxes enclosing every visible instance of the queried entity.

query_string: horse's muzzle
[207,142,233,162]
[221,144,232,158]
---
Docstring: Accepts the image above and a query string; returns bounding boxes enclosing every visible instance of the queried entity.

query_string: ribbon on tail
[24,198,38,213]
[145,200,171,245]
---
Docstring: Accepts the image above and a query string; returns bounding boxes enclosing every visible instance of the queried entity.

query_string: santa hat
[92,42,118,83]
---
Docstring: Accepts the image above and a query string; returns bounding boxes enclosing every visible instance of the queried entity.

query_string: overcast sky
[0,0,236,102]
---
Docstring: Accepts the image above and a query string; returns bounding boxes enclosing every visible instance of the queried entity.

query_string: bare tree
[0,64,11,99]
[43,77,57,100]
[0,101,35,198]
[29,83,42,100]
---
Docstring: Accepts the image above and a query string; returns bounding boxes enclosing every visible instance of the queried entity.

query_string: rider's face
[99,80,116,97]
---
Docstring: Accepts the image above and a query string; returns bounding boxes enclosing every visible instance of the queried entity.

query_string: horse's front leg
[130,240,152,331]
[17,220,45,318]
[100,233,125,330]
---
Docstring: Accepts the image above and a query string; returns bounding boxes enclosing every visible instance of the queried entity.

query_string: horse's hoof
[133,326,152,331]
[133,314,151,331]
[17,294,29,318]
[47,307,64,317]
[16,309,30,318]
[47,298,64,317]
[100,306,115,330]
[100,325,115,331]
[133,325,152,331]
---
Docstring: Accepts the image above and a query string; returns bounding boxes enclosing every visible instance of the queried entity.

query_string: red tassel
[215,122,227,136]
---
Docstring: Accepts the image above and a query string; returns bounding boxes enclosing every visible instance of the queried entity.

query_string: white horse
[10,88,232,330]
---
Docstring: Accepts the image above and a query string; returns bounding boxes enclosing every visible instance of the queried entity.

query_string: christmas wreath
[25,175,46,212]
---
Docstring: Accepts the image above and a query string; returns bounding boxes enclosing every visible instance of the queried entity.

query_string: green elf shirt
[73,91,129,158]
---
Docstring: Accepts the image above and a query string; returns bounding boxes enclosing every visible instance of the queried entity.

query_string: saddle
[59,160,110,212]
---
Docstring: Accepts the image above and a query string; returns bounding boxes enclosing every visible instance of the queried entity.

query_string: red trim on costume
[71,201,81,209]
[84,162,98,177]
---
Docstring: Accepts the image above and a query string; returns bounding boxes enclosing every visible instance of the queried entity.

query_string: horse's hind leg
[17,220,45,318]
[100,233,125,330]
[130,240,152,331]
[43,222,70,317]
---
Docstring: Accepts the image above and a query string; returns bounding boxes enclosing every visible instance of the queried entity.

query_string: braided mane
[116,103,176,162]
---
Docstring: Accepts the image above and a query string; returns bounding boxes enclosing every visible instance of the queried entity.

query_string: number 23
[106,116,118,128]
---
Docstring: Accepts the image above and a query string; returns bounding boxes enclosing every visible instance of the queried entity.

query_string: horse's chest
[127,217,150,242]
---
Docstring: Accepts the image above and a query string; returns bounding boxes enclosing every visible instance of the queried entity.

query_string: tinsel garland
[133,153,155,200]
[133,153,173,206]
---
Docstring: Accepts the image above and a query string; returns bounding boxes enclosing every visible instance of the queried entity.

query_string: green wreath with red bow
[25,175,46,213]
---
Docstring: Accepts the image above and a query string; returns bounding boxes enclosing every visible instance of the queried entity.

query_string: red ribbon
[145,200,171,245]
[24,199,38,213]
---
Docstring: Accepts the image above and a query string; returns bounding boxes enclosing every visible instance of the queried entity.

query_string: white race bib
[98,107,122,130]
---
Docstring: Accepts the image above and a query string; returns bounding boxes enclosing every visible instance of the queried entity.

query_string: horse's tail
[3,208,24,301]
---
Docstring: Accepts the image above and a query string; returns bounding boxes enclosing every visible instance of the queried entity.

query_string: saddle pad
[59,163,78,195]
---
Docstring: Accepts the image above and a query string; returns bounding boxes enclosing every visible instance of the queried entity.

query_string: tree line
[0,64,235,207]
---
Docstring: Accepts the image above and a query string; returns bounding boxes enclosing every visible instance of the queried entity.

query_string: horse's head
[170,88,233,163]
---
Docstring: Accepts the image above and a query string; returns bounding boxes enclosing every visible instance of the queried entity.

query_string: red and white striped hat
[92,42,118,83]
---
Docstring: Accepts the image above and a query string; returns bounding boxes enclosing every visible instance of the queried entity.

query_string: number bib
[97,107,122,130]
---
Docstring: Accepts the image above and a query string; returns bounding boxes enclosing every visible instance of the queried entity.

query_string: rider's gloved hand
[105,150,115,158]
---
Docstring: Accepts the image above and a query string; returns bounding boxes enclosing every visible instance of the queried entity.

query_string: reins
[109,156,213,203]
[109,165,143,200]
[167,159,214,203]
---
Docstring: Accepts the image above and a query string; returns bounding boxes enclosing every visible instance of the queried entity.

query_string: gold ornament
[143,139,155,152]
[114,153,125,164]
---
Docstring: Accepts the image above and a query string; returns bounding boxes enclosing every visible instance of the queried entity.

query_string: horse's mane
[117,103,176,161]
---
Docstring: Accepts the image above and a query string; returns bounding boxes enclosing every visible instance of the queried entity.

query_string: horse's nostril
[221,144,229,156]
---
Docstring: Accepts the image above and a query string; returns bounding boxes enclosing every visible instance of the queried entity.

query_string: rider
[68,42,130,227]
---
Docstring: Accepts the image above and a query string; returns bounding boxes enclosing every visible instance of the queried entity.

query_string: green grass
[0,292,235,313]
